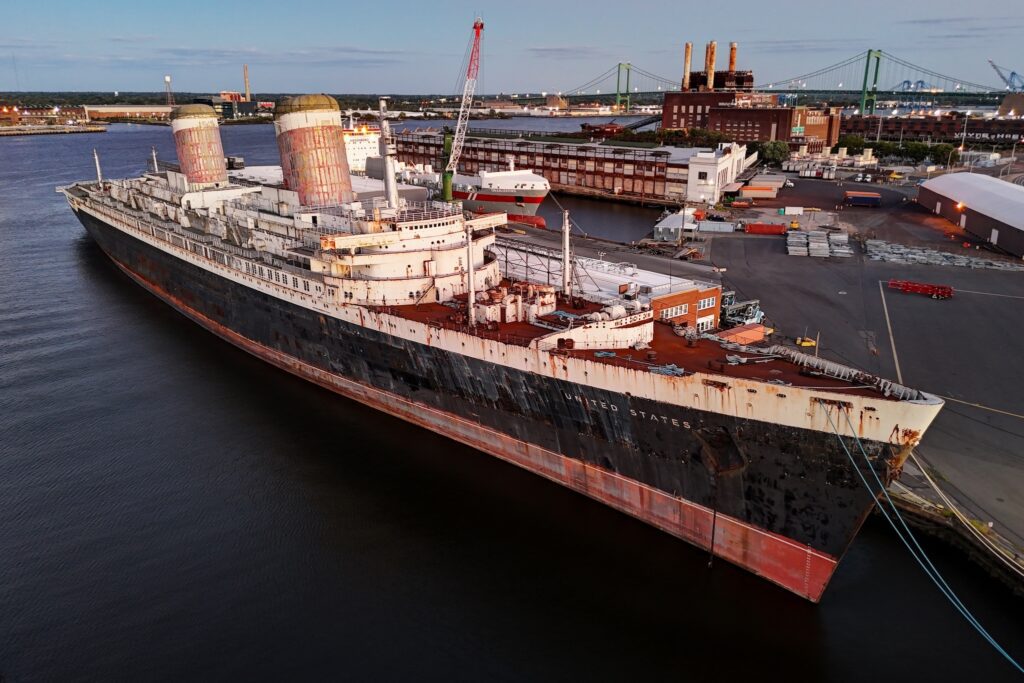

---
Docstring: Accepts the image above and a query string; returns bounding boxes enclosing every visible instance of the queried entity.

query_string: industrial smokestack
[728,42,738,73]
[243,64,251,102]
[273,94,353,207]
[706,41,718,90]
[682,42,692,91]
[170,104,227,187]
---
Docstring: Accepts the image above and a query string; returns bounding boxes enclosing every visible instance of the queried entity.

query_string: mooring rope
[818,402,1022,673]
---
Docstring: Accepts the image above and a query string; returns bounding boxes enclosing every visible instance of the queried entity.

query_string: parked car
[784,180,794,188]
[854,174,864,182]
[864,174,873,183]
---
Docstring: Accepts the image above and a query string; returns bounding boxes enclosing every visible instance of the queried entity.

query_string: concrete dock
[0,125,107,137]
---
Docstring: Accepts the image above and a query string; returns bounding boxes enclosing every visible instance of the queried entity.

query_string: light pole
[960,112,970,151]
[1001,139,1020,178]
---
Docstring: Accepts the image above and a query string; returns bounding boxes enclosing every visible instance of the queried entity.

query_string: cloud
[894,16,1018,26]
[0,37,61,50]
[108,35,158,44]
[525,46,609,60]
[12,44,411,72]
[895,17,978,26]
[742,39,867,54]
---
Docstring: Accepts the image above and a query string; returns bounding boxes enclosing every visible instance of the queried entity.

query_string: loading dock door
[991,228,999,245]
[935,201,941,213]
[960,214,967,228]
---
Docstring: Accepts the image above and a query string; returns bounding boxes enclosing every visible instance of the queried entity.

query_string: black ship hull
[75,209,895,601]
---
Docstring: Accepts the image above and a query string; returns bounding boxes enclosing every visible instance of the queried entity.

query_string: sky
[1,0,1022,94]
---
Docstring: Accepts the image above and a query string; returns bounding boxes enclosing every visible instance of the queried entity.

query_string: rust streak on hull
[107,254,839,602]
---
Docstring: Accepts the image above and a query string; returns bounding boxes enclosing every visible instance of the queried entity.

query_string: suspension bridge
[491,51,1008,110]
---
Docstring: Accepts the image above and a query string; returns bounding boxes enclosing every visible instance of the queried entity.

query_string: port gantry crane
[442,17,484,201]
[988,60,1024,93]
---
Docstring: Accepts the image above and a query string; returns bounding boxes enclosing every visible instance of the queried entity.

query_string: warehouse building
[918,173,1024,257]
[842,114,1024,145]
[84,105,173,121]
[394,130,755,204]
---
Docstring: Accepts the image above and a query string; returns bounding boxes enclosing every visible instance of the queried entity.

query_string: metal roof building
[919,173,1024,258]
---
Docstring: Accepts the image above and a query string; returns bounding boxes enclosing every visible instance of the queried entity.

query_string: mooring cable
[818,404,1022,673]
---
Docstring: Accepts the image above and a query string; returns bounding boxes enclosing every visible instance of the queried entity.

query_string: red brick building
[840,114,1024,145]
[662,92,841,153]
[0,104,19,126]
[83,105,173,121]
[16,106,87,125]
[662,91,776,129]
[650,285,721,331]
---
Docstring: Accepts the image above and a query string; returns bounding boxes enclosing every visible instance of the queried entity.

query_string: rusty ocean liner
[60,95,943,601]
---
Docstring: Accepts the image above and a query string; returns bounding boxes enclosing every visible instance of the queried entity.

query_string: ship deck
[380,297,896,401]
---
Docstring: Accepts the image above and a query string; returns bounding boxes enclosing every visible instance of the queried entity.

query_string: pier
[0,124,107,137]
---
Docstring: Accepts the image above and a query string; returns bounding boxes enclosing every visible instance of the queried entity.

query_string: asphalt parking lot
[710,235,1024,547]
[733,177,982,251]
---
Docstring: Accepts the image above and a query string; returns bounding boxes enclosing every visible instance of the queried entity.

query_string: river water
[0,121,1021,681]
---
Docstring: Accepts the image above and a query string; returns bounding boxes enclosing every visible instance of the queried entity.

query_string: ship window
[303,281,310,292]
[293,277,299,288]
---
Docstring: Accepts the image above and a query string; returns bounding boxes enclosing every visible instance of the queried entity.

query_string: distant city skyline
[2,0,1021,94]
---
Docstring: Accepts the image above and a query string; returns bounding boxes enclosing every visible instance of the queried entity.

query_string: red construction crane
[442,18,484,200]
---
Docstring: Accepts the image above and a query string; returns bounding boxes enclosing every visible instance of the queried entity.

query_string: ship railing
[766,344,922,400]
[84,196,323,281]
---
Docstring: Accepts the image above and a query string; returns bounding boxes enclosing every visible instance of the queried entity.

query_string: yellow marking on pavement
[936,395,1024,421]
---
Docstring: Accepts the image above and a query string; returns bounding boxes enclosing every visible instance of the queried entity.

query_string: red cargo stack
[887,279,954,299]
[745,222,787,235]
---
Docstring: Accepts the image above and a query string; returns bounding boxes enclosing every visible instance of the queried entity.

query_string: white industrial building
[918,173,1024,257]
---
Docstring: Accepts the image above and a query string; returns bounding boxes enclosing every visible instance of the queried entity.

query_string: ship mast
[466,222,476,327]
[443,18,484,201]
[562,209,572,296]
[377,97,400,209]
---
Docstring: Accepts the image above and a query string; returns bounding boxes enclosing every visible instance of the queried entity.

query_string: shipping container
[844,191,881,207]
[744,222,787,235]
[697,221,736,233]
[740,187,778,199]
[751,175,787,188]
